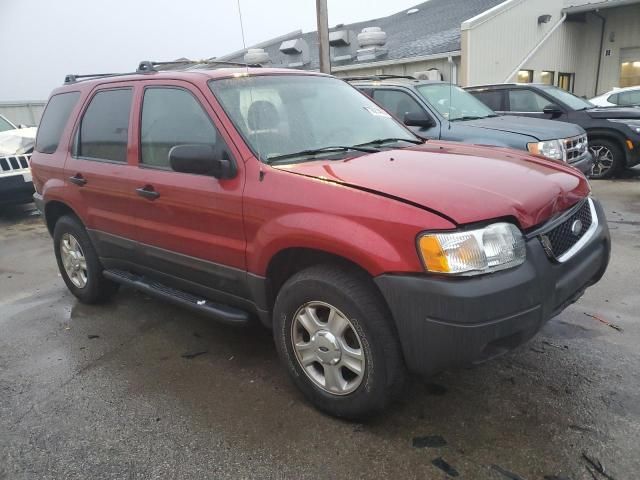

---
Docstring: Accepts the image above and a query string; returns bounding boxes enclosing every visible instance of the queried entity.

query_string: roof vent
[279,38,310,67]
[330,30,357,62]
[407,8,419,14]
[356,27,388,62]
[244,48,270,65]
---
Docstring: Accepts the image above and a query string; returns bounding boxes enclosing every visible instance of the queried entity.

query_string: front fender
[248,211,425,276]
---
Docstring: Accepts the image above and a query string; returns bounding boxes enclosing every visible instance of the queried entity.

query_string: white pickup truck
[0,114,36,206]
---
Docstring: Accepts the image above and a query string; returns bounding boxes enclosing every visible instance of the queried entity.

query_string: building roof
[219,0,505,70]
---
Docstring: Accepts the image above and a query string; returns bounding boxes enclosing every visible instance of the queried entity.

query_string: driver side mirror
[404,111,436,129]
[169,144,235,179]
[543,104,563,119]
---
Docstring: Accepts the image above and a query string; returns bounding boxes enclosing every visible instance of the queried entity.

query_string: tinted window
[35,92,80,154]
[373,89,426,121]
[77,89,132,162]
[618,90,640,106]
[608,93,620,105]
[140,88,223,169]
[508,89,549,112]
[470,90,503,111]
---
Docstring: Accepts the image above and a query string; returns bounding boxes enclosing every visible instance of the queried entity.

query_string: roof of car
[465,83,555,90]
[55,67,327,93]
[346,76,450,87]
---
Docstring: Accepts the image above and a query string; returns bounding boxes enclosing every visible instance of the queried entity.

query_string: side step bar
[103,269,250,326]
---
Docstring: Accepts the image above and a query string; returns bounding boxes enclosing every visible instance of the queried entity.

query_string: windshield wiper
[450,115,486,122]
[266,145,379,163]
[354,137,424,147]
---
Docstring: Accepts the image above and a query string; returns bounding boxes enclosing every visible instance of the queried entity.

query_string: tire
[589,139,624,179]
[273,264,406,419]
[53,215,119,303]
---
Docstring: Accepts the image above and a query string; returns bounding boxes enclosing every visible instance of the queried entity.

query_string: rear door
[64,84,141,262]
[126,80,247,299]
[371,88,441,139]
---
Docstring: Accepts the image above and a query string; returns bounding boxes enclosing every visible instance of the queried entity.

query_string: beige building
[219,0,640,97]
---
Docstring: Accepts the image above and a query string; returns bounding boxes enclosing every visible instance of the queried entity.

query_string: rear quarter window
[35,91,81,154]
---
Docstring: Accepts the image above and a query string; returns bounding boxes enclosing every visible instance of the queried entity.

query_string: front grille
[539,199,593,260]
[0,154,31,173]
[563,134,588,163]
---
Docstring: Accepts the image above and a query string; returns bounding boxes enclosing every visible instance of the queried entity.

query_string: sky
[0,0,422,101]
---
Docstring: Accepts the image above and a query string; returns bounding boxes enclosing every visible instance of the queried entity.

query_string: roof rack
[136,59,262,72]
[64,72,134,84]
[64,59,262,85]
[342,75,417,82]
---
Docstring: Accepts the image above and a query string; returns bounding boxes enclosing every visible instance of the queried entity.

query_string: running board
[103,269,250,326]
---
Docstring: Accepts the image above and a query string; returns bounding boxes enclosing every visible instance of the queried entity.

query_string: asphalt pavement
[1,170,639,479]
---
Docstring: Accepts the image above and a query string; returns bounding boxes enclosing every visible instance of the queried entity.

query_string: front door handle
[136,185,160,200]
[69,173,87,186]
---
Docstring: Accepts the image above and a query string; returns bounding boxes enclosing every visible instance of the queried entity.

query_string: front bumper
[568,151,594,175]
[374,199,610,377]
[0,173,35,205]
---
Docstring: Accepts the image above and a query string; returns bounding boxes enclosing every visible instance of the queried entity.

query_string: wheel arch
[586,130,629,166]
[44,200,80,236]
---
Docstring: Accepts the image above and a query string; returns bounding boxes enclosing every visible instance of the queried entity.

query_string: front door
[372,88,441,139]
[502,88,566,121]
[126,80,247,300]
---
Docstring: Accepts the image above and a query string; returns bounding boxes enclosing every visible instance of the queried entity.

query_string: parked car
[348,76,593,176]
[466,83,640,179]
[31,64,610,419]
[0,114,36,206]
[590,86,640,108]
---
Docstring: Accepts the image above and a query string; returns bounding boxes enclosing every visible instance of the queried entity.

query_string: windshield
[209,74,416,162]
[0,115,16,133]
[541,85,594,110]
[416,83,495,121]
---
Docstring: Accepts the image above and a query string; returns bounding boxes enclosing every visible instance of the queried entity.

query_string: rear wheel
[53,215,119,303]
[273,264,405,419]
[589,139,624,179]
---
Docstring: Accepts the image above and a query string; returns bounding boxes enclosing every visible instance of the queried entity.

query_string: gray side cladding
[222,0,505,69]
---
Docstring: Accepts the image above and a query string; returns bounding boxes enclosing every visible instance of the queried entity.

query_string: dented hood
[273,141,590,230]
[0,127,37,156]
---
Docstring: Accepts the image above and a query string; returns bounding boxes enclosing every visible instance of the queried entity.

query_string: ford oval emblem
[571,219,583,235]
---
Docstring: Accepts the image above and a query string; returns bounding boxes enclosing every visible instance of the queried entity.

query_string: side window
[372,89,427,121]
[140,87,223,169]
[607,93,620,105]
[508,89,550,112]
[35,92,80,154]
[470,90,504,111]
[76,89,132,162]
[618,90,640,106]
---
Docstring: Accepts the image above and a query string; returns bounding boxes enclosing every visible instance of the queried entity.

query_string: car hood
[586,107,640,119]
[272,141,589,229]
[0,127,37,156]
[461,115,583,140]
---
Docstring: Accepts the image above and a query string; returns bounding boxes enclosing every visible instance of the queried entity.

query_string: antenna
[448,56,453,130]
[236,0,264,179]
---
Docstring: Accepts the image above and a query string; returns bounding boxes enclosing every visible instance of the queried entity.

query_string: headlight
[609,119,640,135]
[417,222,526,275]
[527,139,563,160]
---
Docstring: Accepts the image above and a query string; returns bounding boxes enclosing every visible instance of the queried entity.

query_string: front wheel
[273,264,406,419]
[589,139,624,179]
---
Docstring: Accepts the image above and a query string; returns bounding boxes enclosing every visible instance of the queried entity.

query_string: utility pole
[316,0,331,74]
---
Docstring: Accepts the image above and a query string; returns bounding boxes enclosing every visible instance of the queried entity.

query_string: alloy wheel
[291,301,365,395]
[60,233,88,288]
[589,145,614,178]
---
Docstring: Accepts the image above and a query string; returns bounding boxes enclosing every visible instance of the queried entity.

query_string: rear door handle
[68,173,87,186]
[136,185,160,200]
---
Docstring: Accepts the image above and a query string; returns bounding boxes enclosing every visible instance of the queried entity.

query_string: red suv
[31,64,610,419]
